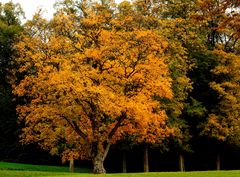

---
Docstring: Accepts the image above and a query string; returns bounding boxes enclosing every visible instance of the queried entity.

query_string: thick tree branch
[61,115,87,140]
[103,143,110,161]
[102,113,127,161]
[108,112,126,140]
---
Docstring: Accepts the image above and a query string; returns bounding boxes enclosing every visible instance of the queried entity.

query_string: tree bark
[216,153,221,171]
[122,151,127,173]
[143,144,149,172]
[179,153,185,172]
[93,152,106,174]
[69,158,74,173]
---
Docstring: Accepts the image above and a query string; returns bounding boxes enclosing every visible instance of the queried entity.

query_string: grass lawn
[0,161,90,172]
[1,162,240,177]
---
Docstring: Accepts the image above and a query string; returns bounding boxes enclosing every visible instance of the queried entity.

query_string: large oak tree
[14,0,173,173]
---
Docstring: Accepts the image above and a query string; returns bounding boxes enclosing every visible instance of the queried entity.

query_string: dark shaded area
[104,143,240,172]
[2,139,240,172]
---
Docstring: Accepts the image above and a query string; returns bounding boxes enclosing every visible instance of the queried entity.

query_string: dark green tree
[0,1,23,160]
[188,0,240,170]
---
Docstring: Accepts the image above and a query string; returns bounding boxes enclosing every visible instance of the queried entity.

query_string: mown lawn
[1,162,240,177]
[0,161,90,172]
[2,170,240,177]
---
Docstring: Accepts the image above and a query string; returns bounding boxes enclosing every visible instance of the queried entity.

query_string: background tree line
[0,0,239,174]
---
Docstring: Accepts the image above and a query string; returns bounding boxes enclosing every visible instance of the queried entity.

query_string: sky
[1,0,123,21]
[1,0,56,20]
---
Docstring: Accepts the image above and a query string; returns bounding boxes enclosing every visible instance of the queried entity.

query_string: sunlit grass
[1,162,240,177]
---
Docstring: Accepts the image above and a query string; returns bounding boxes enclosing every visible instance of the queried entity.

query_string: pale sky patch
[1,0,56,20]
[1,0,124,21]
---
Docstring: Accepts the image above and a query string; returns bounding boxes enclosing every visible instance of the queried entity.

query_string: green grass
[1,162,240,177]
[1,170,240,177]
[0,161,90,173]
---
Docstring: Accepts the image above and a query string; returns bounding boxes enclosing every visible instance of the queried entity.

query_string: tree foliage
[192,0,240,146]
[14,0,175,173]
[3,0,239,172]
[0,1,23,160]
[202,50,240,145]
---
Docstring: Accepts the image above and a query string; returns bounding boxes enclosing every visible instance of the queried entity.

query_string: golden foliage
[203,50,240,144]
[14,1,174,161]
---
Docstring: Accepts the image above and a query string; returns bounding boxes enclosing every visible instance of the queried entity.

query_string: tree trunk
[69,158,74,173]
[143,145,149,172]
[216,153,221,171]
[179,153,185,172]
[122,151,127,173]
[93,152,106,174]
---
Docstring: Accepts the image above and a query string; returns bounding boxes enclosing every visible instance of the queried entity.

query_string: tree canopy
[14,0,176,173]
[0,0,238,173]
